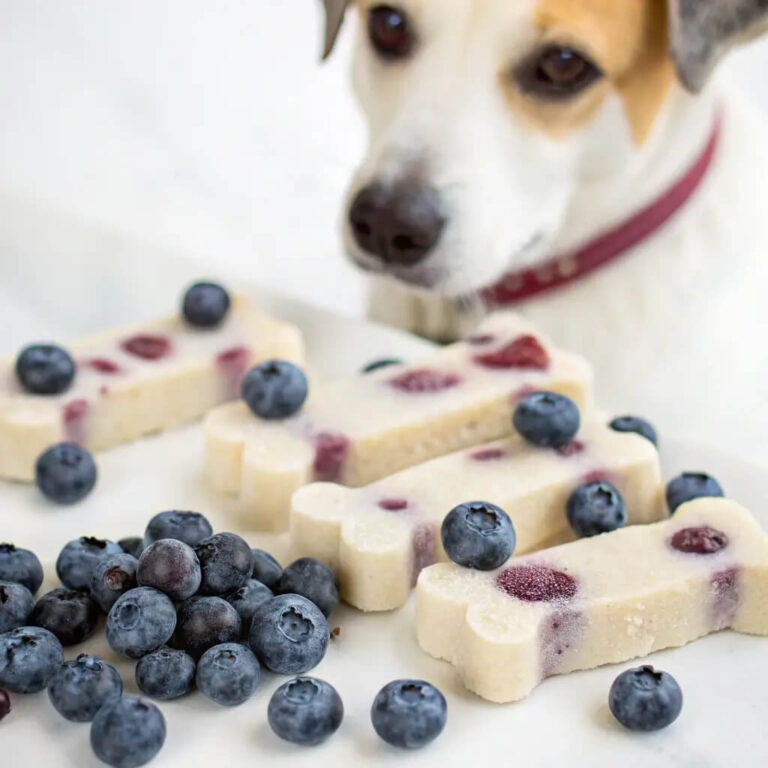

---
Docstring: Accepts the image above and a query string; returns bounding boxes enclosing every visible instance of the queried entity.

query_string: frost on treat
[205,311,593,530]
[415,498,768,703]
[290,419,663,611]
[0,290,303,481]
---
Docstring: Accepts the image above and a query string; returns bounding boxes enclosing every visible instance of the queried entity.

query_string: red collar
[484,115,722,306]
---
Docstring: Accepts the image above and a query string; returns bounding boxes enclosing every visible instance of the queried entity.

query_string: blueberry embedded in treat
[137,539,201,602]
[609,415,658,446]
[251,549,283,591]
[241,360,308,419]
[194,532,253,596]
[196,642,261,707]
[566,482,627,538]
[669,525,729,555]
[0,581,35,633]
[609,665,682,732]
[182,281,231,328]
[0,687,10,720]
[268,677,344,746]
[56,536,122,591]
[136,646,196,701]
[172,596,242,659]
[513,391,580,448]
[370,679,447,750]
[313,432,350,482]
[105,587,177,659]
[143,510,213,549]
[35,443,97,505]
[15,343,76,395]
[666,472,724,513]
[472,334,550,370]
[441,501,516,571]
[0,544,44,594]
[387,368,461,393]
[0,626,64,694]
[47,654,123,723]
[84,357,123,375]
[496,565,578,603]
[379,497,409,511]
[30,588,100,646]
[121,333,172,361]
[278,558,339,618]
[362,357,402,373]
[469,447,507,462]
[90,554,139,612]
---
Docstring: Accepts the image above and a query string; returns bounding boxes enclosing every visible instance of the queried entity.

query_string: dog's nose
[348,183,444,266]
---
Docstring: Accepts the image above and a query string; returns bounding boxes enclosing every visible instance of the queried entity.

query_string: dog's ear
[668,0,768,92]
[321,0,351,60]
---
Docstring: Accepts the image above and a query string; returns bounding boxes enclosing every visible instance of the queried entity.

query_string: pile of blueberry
[0,510,449,764]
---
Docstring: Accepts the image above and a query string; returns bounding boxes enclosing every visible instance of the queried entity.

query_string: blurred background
[1,0,767,321]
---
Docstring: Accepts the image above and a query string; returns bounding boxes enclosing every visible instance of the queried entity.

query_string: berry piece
[135,647,195,701]
[31,588,100,646]
[496,565,578,602]
[0,688,9,720]
[0,581,35,633]
[90,696,166,768]
[91,554,139,612]
[666,472,724,513]
[106,587,176,659]
[0,544,44,594]
[388,369,461,393]
[182,281,231,328]
[609,415,658,446]
[249,594,329,675]
[441,501,516,570]
[669,526,729,555]
[241,360,308,419]
[0,626,64,693]
[362,357,402,373]
[35,443,98,504]
[278,558,339,617]
[196,642,261,707]
[251,549,282,590]
[173,597,242,658]
[194,533,252,596]
[472,335,549,370]
[47,654,123,722]
[56,536,122,591]
[137,539,201,601]
[225,580,273,634]
[566,482,627,538]
[268,676,343,745]
[15,343,75,394]
[513,391,580,448]
[370,679,447,749]
[609,665,683,731]
[121,334,171,361]
[118,537,144,559]
[143,510,213,548]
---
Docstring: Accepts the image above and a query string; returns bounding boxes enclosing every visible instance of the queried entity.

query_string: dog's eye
[515,46,602,99]
[368,5,413,60]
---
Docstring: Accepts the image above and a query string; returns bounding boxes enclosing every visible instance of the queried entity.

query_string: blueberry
[251,549,282,590]
[182,281,231,328]
[441,501,515,570]
[225,580,273,634]
[135,647,196,701]
[371,679,447,749]
[241,360,308,419]
[35,443,98,504]
[137,539,201,601]
[106,587,176,659]
[196,642,261,707]
[610,415,658,446]
[173,596,242,658]
[47,654,123,722]
[0,544,44,594]
[268,676,343,745]
[143,510,213,548]
[249,594,328,675]
[118,537,144,560]
[278,558,339,617]
[362,358,402,374]
[0,581,35,633]
[0,626,64,693]
[56,536,122,591]
[91,554,139,612]
[512,392,580,448]
[194,533,252,596]
[31,588,100,646]
[0,687,9,720]
[15,343,75,395]
[609,665,683,731]
[90,696,166,768]
[666,472,724,514]
[566,482,627,538]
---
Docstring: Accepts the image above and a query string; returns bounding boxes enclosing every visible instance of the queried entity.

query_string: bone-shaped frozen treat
[291,419,664,611]
[416,498,768,703]
[204,311,593,530]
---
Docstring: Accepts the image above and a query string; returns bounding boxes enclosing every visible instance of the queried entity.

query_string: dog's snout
[348,182,444,266]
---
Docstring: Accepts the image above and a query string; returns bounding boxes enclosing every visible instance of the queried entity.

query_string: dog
[320,0,768,461]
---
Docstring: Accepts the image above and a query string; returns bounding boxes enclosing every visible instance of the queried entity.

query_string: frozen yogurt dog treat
[291,420,663,611]
[0,293,303,481]
[416,498,768,703]
[205,311,592,530]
